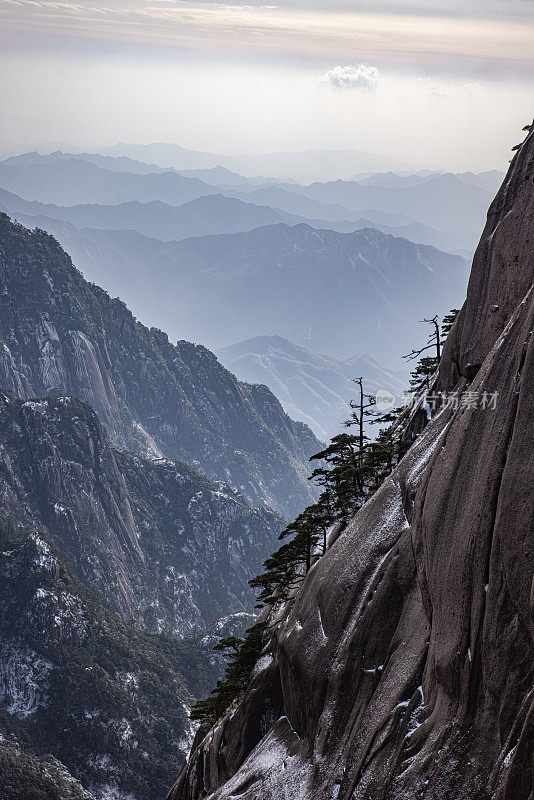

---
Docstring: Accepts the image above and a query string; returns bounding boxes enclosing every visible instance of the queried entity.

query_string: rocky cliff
[169,126,534,799]
[0,213,320,519]
[0,389,283,636]
[0,216,308,799]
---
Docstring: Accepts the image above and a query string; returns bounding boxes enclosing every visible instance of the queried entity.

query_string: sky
[1,0,534,171]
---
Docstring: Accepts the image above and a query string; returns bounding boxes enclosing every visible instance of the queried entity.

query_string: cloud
[319,63,379,91]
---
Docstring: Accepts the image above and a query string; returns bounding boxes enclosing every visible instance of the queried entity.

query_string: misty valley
[1,11,534,795]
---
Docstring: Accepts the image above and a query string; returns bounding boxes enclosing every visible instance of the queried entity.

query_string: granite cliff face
[169,127,534,799]
[0,213,320,519]
[0,390,283,636]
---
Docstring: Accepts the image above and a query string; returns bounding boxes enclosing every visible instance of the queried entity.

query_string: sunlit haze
[1,0,533,171]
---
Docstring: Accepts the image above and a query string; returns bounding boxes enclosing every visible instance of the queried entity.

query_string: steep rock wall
[0,390,282,635]
[169,125,534,799]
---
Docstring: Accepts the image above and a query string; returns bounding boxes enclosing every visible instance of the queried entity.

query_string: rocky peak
[440,120,534,388]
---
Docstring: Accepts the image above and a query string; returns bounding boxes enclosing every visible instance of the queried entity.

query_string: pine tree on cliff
[309,377,378,523]
[405,310,459,391]
[192,312,461,725]
[250,378,379,608]
[190,622,268,724]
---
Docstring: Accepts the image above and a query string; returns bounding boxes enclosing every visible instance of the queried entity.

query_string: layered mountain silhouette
[0,183,471,256]
[0,189,313,241]
[98,142,413,182]
[4,217,467,367]
[0,152,500,254]
[0,157,216,206]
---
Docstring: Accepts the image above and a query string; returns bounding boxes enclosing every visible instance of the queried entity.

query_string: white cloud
[319,63,379,91]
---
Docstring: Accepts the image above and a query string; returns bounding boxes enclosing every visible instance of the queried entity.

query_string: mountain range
[0,133,527,800]
[0,184,472,258]
[98,142,414,182]
[0,211,325,799]
[0,151,502,254]
[0,213,321,518]
[0,387,283,636]
[0,156,216,206]
[5,217,467,367]
[0,189,313,242]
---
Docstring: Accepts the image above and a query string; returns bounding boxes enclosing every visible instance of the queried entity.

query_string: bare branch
[403,342,435,361]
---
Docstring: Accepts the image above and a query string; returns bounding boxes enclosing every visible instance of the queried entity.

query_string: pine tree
[249,503,331,606]
[192,310,465,728]
[345,377,378,464]
[404,315,441,389]
[441,309,460,338]
[404,310,459,393]
[309,433,363,524]
[250,378,382,611]
[190,622,268,724]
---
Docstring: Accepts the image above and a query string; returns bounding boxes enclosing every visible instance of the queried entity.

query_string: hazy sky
[1,0,534,170]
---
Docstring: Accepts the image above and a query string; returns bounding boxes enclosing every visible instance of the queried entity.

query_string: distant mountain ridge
[0,156,217,206]
[6,218,468,367]
[1,149,177,175]
[0,190,312,241]
[217,336,408,441]
[0,184,469,255]
[288,172,493,250]
[0,151,500,253]
[98,142,414,182]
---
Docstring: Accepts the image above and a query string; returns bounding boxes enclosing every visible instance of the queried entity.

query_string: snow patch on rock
[0,641,52,718]
[209,716,310,800]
